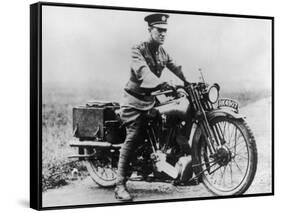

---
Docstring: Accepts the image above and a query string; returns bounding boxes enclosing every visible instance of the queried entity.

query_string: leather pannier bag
[72,101,124,142]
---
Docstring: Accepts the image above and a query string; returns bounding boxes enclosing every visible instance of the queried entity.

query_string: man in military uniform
[115,13,189,201]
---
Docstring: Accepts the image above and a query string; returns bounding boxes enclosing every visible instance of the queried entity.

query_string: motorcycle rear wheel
[84,148,117,188]
[193,116,257,196]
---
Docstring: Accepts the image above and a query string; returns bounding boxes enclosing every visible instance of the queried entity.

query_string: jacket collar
[147,39,160,53]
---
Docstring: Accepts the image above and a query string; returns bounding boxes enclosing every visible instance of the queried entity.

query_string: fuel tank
[154,97,190,118]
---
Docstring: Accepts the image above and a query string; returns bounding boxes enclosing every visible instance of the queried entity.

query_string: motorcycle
[69,76,257,196]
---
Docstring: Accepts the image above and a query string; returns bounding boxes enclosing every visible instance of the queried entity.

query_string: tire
[193,116,257,196]
[84,148,117,188]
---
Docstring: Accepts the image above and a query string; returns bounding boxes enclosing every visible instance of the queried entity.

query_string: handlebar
[150,82,200,97]
[151,89,174,96]
[150,82,201,97]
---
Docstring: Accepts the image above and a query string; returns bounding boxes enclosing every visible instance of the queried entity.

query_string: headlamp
[208,84,220,103]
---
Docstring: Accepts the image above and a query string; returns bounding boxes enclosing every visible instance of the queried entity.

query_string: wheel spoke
[232,158,243,174]
[234,146,247,155]
[228,122,233,143]
[233,126,237,153]
[235,153,248,160]
[100,168,106,177]
[228,124,235,144]
[229,140,244,151]
[229,161,233,185]
[223,121,227,137]
[221,166,227,186]
[104,168,109,178]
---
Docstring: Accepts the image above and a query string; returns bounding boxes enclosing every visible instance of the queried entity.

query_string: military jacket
[128,41,185,89]
[120,41,186,123]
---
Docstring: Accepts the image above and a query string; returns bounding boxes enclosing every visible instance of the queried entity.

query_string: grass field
[42,83,271,191]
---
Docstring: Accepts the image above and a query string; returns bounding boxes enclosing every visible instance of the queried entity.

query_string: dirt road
[42,97,272,207]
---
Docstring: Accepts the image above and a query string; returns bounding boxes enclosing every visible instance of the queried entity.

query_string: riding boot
[115,119,144,201]
[114,183,132,201]
[115,139,134,201]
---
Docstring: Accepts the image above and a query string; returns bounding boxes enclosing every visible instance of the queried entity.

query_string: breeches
[116,116,146,184]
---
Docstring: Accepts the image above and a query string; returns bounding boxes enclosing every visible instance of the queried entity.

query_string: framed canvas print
[30,1,274,210]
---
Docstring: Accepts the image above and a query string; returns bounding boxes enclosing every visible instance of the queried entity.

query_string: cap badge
[162,16,166,21]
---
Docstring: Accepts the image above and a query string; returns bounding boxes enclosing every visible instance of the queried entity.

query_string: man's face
[149,27,167,45]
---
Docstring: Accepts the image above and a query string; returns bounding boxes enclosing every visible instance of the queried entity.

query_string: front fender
[206,108,245,120]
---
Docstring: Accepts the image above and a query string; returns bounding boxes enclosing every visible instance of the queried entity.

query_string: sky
[42,5,272,92]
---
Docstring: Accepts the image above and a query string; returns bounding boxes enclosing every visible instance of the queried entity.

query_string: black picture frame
[30,1,274,210]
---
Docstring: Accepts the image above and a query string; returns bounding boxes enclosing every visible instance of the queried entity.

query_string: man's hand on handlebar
[150,80,192,96]
[160,82,174,92]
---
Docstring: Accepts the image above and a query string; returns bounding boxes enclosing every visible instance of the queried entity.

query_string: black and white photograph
[30,2,273,210]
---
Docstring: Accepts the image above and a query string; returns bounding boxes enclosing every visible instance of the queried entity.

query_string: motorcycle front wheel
[83,148,117,188]
[193,116,257,196]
